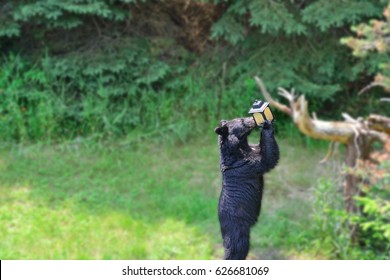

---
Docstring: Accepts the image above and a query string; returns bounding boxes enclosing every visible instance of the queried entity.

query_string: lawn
[0,131,336,259]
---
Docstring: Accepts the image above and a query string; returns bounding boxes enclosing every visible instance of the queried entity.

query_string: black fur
[215,117,279,260]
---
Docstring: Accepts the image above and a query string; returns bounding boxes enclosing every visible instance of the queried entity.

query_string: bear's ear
[214,125,228,136]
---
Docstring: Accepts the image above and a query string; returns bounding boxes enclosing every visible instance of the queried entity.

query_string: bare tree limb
[320,141,336,164]
[254,76,388,145]
[253,76,292,115]
[342,113,358,123]
[358,82,384,95]
[367,114,390,134]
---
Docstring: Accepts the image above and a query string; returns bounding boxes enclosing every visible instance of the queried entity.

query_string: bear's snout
[243,117,256,129]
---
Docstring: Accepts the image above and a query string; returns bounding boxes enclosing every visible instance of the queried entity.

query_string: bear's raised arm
[253,120,279,173]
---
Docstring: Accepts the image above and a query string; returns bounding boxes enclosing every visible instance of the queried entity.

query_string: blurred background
[0,0,389,259]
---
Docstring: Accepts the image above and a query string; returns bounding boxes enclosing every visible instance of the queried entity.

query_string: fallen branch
[254,76,389,215]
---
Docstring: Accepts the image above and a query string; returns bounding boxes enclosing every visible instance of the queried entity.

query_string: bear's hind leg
[222,225,250,260]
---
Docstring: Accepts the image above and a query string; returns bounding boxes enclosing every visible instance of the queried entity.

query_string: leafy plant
[342,2,390,95]
[210,0,387,109]
[1,0,389,142]
[310,158,390,259]
[353,159,390,252]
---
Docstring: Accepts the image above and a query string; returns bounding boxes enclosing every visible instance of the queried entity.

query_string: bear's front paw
[262,120,273,130]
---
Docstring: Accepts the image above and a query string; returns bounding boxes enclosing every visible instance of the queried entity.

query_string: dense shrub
[311,157,390,259]
[0,0,388,141]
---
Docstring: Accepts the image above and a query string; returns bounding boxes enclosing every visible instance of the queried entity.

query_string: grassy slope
[0,131,337,259]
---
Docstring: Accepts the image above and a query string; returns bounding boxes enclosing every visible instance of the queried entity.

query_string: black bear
[214,117,279,260]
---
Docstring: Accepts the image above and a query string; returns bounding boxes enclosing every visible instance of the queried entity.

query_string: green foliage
[0,0,136,38]
[210,0,387,112]
[0,55,55,141]
[311,179,358,259]
[342,3,390,93]
[353,160,390,250]
[211,13,246,44]
[211,0,385,40]
[0,0,389,142]
[0,39,205,141]
[302,0,382,32]
[355,196,390,246]
[309,167,390,259]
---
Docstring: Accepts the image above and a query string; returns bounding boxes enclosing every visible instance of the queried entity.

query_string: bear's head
[214,117,256,152]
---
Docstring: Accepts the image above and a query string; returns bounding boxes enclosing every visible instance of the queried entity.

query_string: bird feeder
[248,100,274,126]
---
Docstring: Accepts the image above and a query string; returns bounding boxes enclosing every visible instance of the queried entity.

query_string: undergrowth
[0,51,269,142]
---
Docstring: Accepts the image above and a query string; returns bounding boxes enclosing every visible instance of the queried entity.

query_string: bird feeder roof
[248,100,269,114]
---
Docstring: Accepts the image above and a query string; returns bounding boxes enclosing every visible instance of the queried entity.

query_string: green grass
[0,132,338,259]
